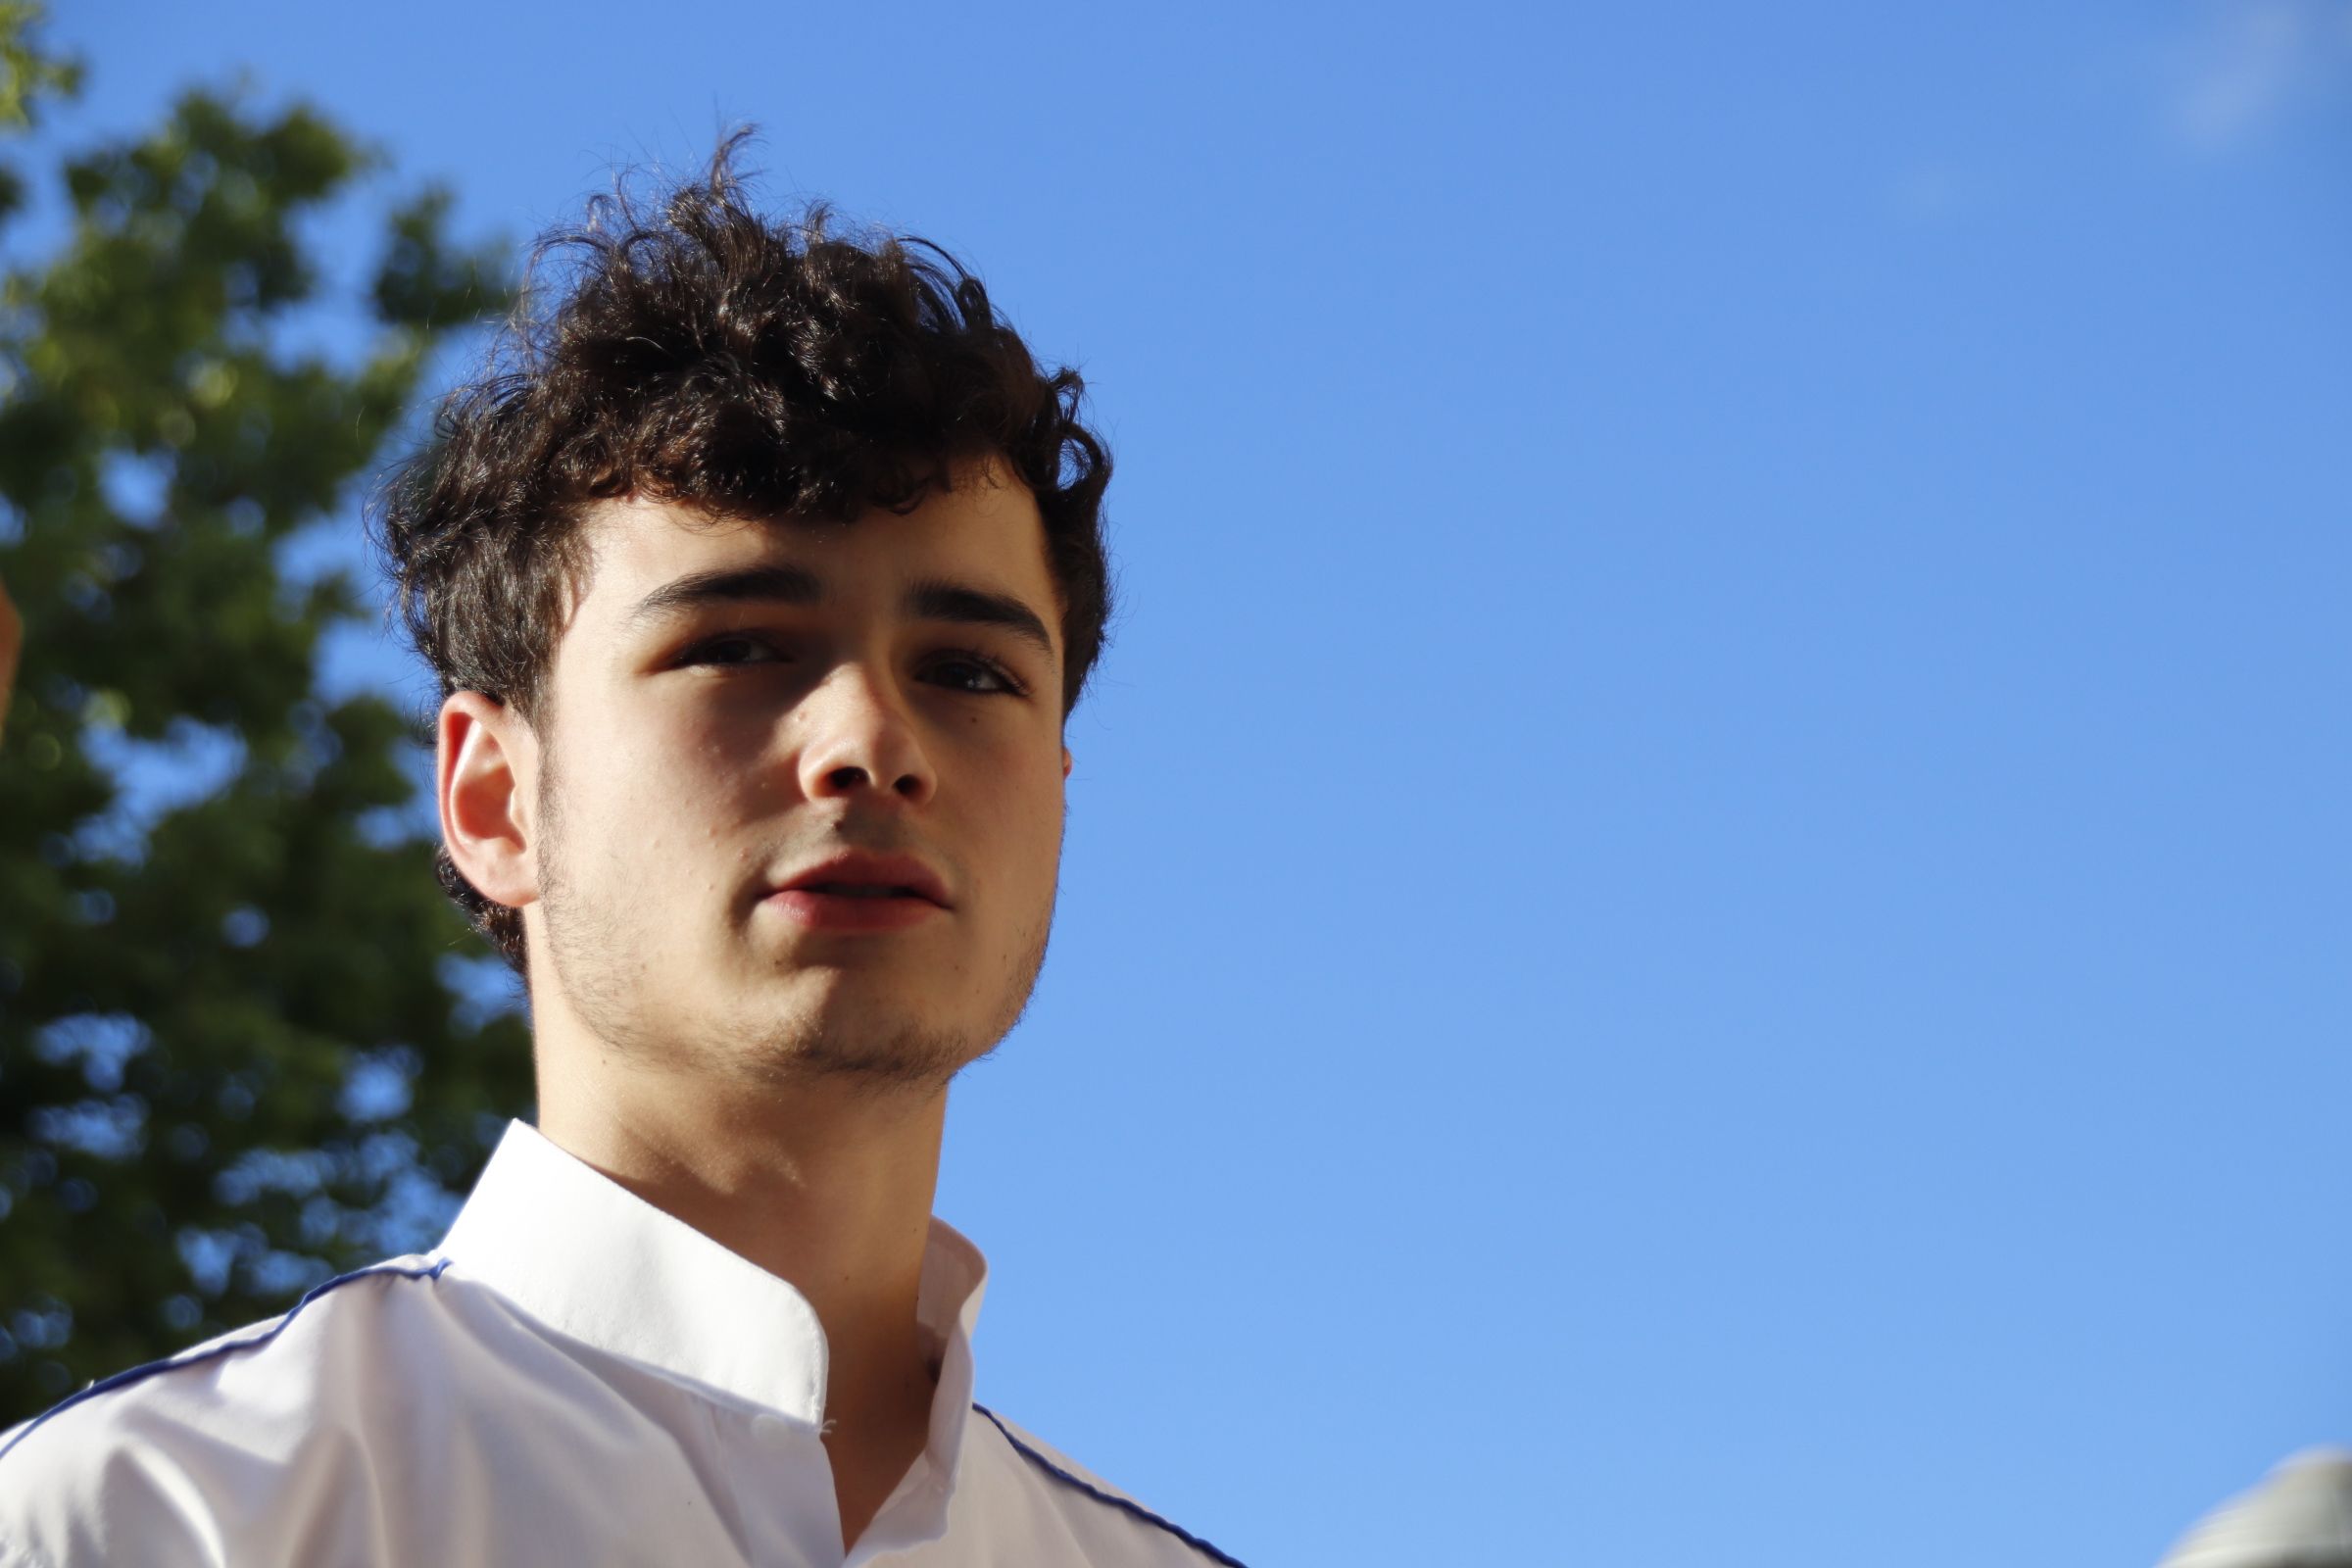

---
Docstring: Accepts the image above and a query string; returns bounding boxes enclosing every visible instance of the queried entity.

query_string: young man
[0,148,1243,1567]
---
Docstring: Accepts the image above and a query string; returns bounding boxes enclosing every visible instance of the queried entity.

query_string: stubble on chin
[764,897,1056,1098]
[537,773,1058,1099]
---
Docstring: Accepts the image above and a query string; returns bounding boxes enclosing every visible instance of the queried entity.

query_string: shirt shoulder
[968,1403,1250,1567]
[0,1256,454,1566]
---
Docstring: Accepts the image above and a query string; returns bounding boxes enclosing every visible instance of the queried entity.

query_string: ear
[1061,745,1073,780]
[438,691,541,910]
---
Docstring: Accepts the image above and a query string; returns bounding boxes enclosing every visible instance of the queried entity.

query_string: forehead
[562,466,1057,636]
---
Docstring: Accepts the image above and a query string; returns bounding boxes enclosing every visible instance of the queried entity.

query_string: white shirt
[0,1121,1243,1568]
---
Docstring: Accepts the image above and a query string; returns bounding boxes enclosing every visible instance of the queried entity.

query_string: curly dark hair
[370,135,1113,975]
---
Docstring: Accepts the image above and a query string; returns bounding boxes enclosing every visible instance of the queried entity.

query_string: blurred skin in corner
[0,572,19,745]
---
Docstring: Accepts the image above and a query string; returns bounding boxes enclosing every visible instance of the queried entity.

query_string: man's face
[518,463,1071,1091]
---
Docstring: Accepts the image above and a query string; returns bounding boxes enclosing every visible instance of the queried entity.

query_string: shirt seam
[972,1402,1249,1567]
[0,1258,452,1468]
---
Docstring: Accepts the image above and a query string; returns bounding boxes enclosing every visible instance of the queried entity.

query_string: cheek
[563,715,750,864]
[991,754,1066,884]
[618,709,762,802]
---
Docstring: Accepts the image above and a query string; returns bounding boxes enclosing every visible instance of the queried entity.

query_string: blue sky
[26,1,2352,1562]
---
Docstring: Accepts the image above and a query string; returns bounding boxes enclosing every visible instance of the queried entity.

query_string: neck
[533,1048,949,1470]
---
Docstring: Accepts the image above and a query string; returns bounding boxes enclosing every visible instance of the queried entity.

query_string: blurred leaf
[0,64,525,1421]
[0,3,81,132]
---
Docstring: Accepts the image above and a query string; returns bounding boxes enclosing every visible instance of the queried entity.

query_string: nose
[793,662,937,808]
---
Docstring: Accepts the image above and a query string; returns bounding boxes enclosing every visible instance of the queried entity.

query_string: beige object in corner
[2160,1448,2352,1567]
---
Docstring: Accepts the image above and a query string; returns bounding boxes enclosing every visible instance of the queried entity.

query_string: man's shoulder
[4,1253,455,1452]
[969,1403,1250,1567]
[0,1255,458,1557]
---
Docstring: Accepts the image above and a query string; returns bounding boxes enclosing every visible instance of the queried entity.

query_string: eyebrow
[623,563,1058,662]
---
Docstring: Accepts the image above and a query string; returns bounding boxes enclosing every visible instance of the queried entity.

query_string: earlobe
[438,692,540,909]
[1061,747,1073,780]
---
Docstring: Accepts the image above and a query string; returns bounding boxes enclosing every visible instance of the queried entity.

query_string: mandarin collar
[438,1119,988,1446]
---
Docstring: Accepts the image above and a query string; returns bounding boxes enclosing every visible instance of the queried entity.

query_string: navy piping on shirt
[0,1258,452,1466]
[973,1401,1249,1567]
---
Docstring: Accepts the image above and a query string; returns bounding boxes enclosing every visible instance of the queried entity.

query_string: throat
[826,1354,941,1550]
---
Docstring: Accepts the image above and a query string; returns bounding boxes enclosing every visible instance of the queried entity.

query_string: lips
[773,852,952,909]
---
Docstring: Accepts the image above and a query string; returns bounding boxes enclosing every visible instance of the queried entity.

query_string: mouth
[791,882,931,900]
[763,853,953,933]
[762,884,945,934]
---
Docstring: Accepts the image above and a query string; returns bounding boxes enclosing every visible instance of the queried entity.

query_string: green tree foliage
[0,3,76,133]
[0,11,531,1424]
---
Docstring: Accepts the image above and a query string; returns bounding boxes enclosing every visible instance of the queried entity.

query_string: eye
[680,633,782,668]
[928,650,1026,698]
